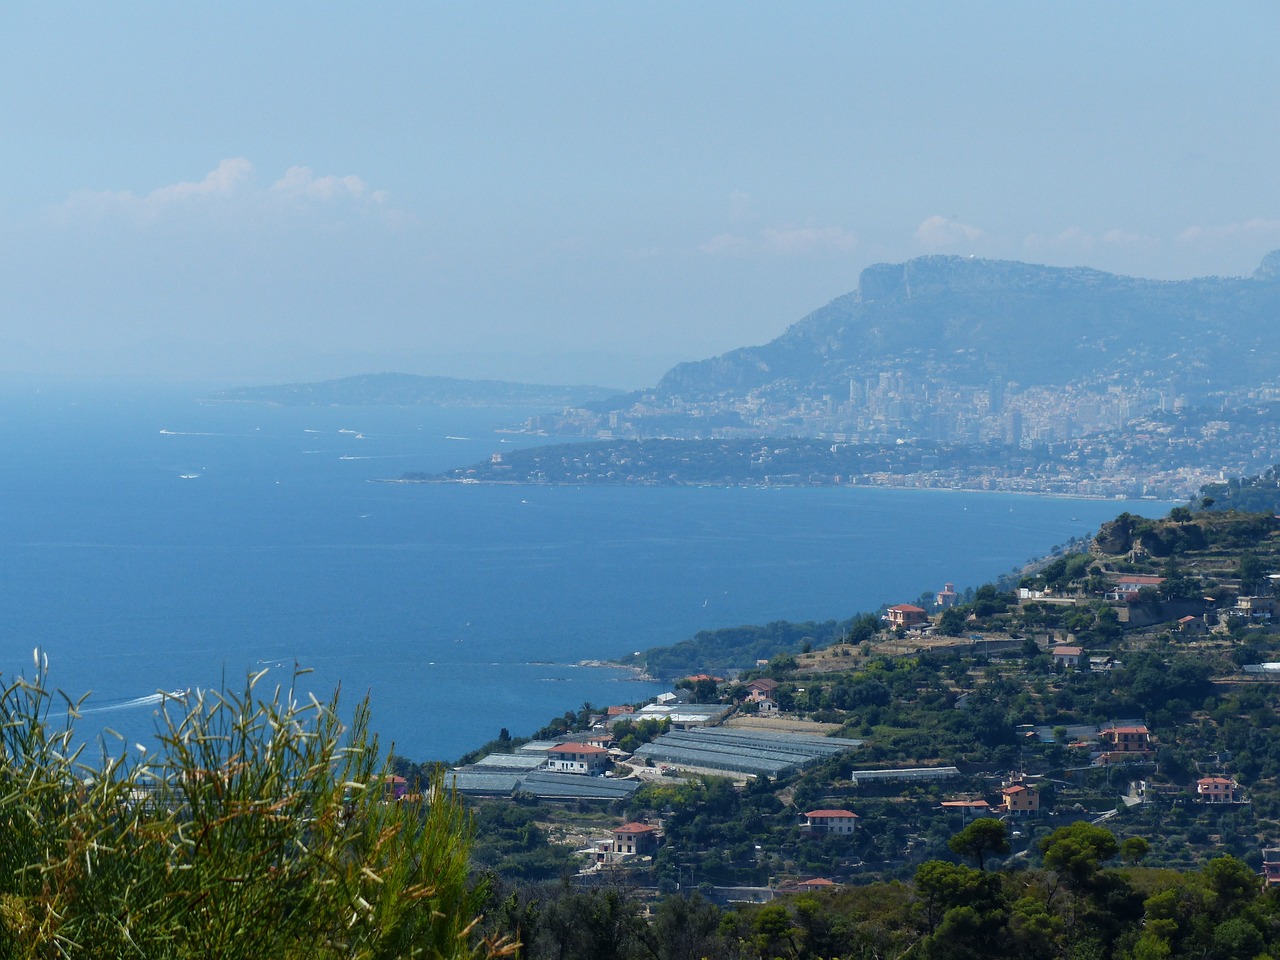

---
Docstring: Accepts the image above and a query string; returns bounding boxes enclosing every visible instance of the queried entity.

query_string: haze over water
[0,384,1166,761]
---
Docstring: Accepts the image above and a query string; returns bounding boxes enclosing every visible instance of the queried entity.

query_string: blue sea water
[0,383,1168,761]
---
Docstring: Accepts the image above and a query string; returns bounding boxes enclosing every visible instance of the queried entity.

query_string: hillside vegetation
[449,485,1280,959]
[0,666,504,959]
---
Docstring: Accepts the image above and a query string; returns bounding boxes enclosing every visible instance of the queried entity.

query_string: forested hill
[1202,465,1280,515]
[657,250,1280,399]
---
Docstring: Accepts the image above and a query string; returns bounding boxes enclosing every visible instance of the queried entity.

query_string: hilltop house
[1001,782,1040,814]
[886,604,929,630]
[1052,645,1082,669]
[1106,574,1164,602]
[1234,596,1276,621]
[612,822,660,856]
[1197,776,1244,804]
[1098,724,1154,763]
[545,742,610,776]
[589,822,662,865]
[745,678,780,702]
[803,809,859,835]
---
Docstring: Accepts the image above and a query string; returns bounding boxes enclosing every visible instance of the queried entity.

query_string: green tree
[1237,553,1265,594]
[948,818,1011,871]
[649,893,723,960]
[1120,836,1150,864]
[1039,821,1119,887]
[1201,855,1259,917]
[938,607,967,636]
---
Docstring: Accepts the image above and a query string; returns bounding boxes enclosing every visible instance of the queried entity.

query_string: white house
[803,809,858,835]
[545,742,610,776]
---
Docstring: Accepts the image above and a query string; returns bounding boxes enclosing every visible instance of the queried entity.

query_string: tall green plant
[0,656,509,960]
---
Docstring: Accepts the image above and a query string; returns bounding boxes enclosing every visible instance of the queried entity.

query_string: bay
[0,383,1167,761]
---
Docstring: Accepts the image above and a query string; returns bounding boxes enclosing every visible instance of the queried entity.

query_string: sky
[2,3,1278,388]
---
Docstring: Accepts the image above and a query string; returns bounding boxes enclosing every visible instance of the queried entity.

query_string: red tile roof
[549,742,608,755]
[805,809,858,818]
[614,822,658,834]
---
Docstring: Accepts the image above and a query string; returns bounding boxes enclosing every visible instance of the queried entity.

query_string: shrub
[0,655,508,959]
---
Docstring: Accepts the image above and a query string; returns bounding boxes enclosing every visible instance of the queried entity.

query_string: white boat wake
[80,690,189,714]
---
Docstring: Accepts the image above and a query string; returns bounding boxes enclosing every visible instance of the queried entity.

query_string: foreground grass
[0,656,509,960]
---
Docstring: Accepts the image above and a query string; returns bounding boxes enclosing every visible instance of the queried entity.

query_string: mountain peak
[656,252,1280,399]
[856,255,1116,303]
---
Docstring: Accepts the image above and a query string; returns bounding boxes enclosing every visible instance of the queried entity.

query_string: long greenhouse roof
[632,727,861,779]
[444,769,639,800]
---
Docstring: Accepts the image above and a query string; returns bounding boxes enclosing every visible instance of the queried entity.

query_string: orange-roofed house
[804,809,859,835]
[1197,776,1243,804]
[1002,783,1039,814]
[612,822,660,856]
[886,604,929,629]
[745,678,780,702]
[545,742,610,776]
[1099,724,1153,762]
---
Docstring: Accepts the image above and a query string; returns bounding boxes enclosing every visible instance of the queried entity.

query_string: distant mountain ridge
[209,373,622,407]
[656,251,1280,400]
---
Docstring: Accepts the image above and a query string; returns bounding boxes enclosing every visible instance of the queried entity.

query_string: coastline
[577,659,656,682]
[377,473,1180,505]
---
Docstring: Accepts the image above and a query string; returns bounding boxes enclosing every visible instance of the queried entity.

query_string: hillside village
[404,499,1280,906]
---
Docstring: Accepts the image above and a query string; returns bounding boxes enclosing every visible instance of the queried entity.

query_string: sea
[0,382,1169,762]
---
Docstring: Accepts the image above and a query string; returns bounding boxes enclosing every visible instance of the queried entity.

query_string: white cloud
[915,215,983,249]
[1177,218,1280,243]
[56,158,255,221]
[271,166,388,205]
[51,159,397,225]
[151,158,255,203]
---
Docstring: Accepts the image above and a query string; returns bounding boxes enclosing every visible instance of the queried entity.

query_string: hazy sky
[3,4,1278,387]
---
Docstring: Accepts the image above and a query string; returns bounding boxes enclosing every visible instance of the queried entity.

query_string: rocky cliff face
[656,253,1280,399]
